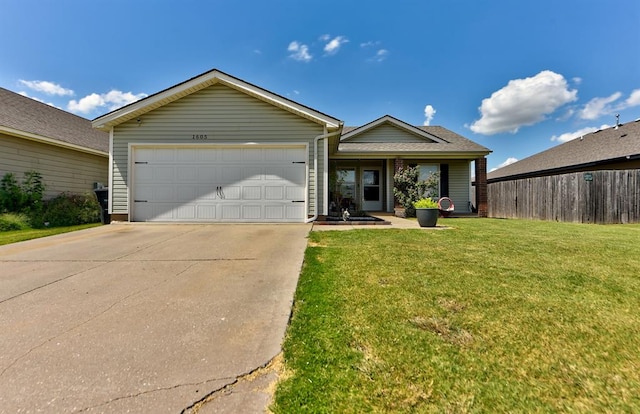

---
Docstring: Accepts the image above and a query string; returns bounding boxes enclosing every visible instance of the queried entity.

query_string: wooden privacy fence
[488,169,640,224]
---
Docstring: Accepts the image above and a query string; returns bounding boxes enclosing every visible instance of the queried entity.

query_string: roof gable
[336,115,491,157]
[488,120,640,181]
[341,115,446,144]
[92,69,342,131]
[0,87,108,155]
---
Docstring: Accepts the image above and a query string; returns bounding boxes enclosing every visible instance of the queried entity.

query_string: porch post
[474,157,488,217]
[393,158,405,217]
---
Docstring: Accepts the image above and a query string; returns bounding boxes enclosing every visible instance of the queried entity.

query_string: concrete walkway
[312,213,452,231]
[0,223,310,413]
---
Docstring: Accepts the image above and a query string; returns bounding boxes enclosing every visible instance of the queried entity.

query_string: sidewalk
[312,213,452,231]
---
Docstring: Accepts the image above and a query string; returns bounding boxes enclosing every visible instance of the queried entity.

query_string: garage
[132,145,308,222]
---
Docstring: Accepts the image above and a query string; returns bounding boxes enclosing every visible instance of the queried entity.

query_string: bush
[0,213,30,231]
[413,198,439,209]
[0,171,45,214]
[393,167,439,217]
[32,192,101,228]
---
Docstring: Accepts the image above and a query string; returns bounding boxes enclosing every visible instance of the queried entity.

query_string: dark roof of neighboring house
[339,124,491,155]
[0,87,108,154]
[488,119,640,182]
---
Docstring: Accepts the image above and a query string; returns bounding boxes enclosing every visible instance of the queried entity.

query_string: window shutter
[440,164,449,197]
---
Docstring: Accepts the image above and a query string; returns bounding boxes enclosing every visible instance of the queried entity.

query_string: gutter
[306,126,344,223]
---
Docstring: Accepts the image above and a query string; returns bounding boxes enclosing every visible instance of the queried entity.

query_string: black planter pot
[416,208,438,227]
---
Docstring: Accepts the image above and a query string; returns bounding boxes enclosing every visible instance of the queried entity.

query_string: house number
[192,134,208,140]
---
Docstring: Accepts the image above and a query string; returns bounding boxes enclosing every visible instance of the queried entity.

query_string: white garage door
[132,146,307,222]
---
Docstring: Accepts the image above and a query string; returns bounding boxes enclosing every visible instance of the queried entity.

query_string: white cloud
[19,79,74,96]
[287,41,312,62]
[625,89,640,107]
[319,34,330,42]
[360,41,380,48]
[579,92,622,120]
[490,157,518,172]
[572,77,583,85]
[323,35,348,55]
[423,105,436,126]
[369,49,389,62]
[469,70,578,135]
[68,90,147,114]
[550,124,610,143]
[18,91,61,109]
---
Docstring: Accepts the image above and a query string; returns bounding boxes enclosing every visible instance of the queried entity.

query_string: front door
[362,168,382,211]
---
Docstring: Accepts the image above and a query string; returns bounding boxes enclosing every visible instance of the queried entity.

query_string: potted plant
[413,198,439,227]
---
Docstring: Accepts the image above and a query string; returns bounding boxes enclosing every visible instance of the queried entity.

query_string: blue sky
[1,0,639,171]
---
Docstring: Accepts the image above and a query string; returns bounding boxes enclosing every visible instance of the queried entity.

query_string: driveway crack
[181,353,283,414]
[0,262,199,378]
[72,376,238,413]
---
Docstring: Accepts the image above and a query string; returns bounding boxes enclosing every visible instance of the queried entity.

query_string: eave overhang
[0,125,108,157]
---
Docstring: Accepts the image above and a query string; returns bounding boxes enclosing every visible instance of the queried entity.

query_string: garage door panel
[198,166,217,181]
[242,148,263,162]
[221,186,241,200]
[196,205,217,219]
[177,166,198,182]
[155,166,175,181]
[176,149,199,162]
[177,186,198,201]
[221,166,243,183]
[221,205,241,219]
[286,186,305,201]
[241,205,262,219]
[264,205,284,220]
[133,146,307,222]
[265,186,284,200]
[242,186,261,200]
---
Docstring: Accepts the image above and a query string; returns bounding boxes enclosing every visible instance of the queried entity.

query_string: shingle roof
[487,119,640,182]
[338,124,491,155]
[0,87,108,154]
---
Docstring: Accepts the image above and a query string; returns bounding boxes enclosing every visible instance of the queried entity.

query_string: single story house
[92,69,491,223]
[487,120,640,223]
[0,87,109,198]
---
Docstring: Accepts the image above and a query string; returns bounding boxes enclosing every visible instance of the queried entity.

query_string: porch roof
[336,125,491,158]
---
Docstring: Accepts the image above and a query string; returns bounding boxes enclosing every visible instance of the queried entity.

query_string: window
[418,164,440,196]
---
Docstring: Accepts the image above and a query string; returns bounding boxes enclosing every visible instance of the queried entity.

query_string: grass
[272,218,640,413]
[0,223,101,246]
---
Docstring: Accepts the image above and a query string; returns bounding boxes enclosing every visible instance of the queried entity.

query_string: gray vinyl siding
[111,83,324,216]
[347,124,432,143]
[448,161,471,212]
[1,133,108,199]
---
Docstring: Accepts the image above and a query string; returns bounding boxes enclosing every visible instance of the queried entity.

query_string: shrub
[34,192,101,228]
[0,173,23,213]
[0,171,45,214]
[393,167,439,217]
[413,198,439,209]
[0,213,30,231]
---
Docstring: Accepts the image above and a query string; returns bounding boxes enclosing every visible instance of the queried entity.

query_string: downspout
[306,126,344,223]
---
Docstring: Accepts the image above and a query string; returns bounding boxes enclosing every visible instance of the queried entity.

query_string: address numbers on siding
[192,134,209,140]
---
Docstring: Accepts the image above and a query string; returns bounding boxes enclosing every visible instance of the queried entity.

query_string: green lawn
[0,223,102,246]
[273,219,640,413]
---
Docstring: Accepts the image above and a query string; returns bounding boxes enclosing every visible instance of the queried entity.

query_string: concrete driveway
[0,223,311,413]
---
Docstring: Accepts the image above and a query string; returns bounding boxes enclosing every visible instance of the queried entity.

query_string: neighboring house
[487,120,640,223]
[0,87,109,199]
[92,69,491,223]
